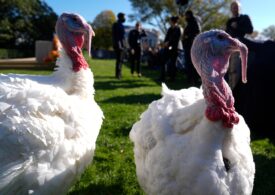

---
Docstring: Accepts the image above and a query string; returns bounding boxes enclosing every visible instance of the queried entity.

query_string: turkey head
[191,30,248,128]
[55,13,95,72]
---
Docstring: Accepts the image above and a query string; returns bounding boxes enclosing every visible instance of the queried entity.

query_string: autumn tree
[91,10,116,50]
[0,0,57,49]
[128,0,178,34]
[128,0,232,35]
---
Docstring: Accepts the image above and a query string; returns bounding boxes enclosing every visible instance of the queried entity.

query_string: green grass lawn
[1,58,275,195]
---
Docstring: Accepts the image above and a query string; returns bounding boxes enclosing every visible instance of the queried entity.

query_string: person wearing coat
[159,16,182,82]
[112,12,126,79]
[182,10,201,85]
[128,22,147,77]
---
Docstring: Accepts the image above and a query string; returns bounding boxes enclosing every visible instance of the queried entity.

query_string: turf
[0,58,274,195]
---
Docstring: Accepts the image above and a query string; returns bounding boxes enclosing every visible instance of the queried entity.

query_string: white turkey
[130,30,255,195]
[0,13,103,194]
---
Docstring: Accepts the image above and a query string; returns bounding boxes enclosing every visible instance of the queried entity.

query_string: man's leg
[115,49,123,79]
[136,49,142,76]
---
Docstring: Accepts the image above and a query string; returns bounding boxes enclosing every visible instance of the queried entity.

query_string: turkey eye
[72,17,78,22]
[217,34,225,40]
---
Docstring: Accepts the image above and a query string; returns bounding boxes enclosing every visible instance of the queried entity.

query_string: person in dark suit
[182,10,201,85]
[159,16,182,82]
[225,1,254,89]
[112,12,126,79]
[226,1,253,40]
[128,22,147,77]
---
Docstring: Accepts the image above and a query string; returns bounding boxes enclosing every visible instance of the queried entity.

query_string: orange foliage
[44,35,60,63]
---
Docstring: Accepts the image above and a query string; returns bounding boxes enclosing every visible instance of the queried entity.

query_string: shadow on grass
[68,183,123,195]
[150,74,201,90]
[95,79,155,90]
[252,154,275,195]
[113,126,133,137]
[94,75,117,80]
[102,94,161,105]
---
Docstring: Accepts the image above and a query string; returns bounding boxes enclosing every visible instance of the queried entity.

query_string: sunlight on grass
[0,58,274,195]
[69,58,158,195]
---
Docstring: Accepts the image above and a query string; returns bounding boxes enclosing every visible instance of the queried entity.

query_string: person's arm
[164,28,170,43]
[119,23,126,49]
[112,23,118,49]
[128,30,134,48]
[189,20,200,39]
[128,30,135,54]
[140,29,147,38]
[165,27,181,50]
[172,27,181,49]
[230,15,253,38]
[241,15,253,35]
[225,19,231,33]
[226,18,237,36]
[164,28,171,48]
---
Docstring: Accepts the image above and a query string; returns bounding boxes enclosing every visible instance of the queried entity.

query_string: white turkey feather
[130,84,255,195]
[0,49,103,194]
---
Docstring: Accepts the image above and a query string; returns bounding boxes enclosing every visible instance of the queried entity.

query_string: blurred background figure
[225,0,275,136]
[147,44,163,70]
[226,0,253,89]
[159,16,182,82]
[226,1,253,41]
[182,10,201,85]
[112,12,126,79]
[128,22,147,77]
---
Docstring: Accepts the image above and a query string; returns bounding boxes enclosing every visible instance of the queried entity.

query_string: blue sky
[44,0,275,32]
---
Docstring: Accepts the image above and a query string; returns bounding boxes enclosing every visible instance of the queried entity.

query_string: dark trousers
[159,48,177,81]
[130,48,141,74]
[115,49,124,78]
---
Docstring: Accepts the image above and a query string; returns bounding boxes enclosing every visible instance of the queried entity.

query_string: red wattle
[205,86,239,128]
[66,47,89,72]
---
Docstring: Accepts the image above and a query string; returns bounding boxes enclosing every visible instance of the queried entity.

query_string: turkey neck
[202,38,247,128]
[201,57,239,129]
[53,49,94,98]
[65,43,89,72]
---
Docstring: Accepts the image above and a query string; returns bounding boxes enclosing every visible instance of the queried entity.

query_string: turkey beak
[84,23,95,57]
[229,38,248,83]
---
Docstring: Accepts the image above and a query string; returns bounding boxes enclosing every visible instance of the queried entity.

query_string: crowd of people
[111,9,202,82]
[112,13,147,79]
[111,1,275,135]
[111,1,253,86]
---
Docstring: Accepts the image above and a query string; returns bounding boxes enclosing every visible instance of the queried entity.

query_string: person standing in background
[226,1,253,41]
[112,12,126,79]
[128,22,147,77]
[159,16,182,82]
[182,10,201,85]
[226,1,253,89]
